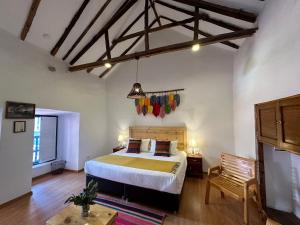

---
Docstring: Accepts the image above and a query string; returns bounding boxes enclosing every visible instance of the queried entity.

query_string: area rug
[94,195,166,225]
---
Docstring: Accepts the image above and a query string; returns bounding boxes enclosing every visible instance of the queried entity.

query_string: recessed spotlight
[48,65,56,72]
[42,33,51,39]
[192,44,201,52]
[105,63,112,69]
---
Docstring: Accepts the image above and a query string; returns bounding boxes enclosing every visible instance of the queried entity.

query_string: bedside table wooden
[186,154,203,178]
[113,146,125,153]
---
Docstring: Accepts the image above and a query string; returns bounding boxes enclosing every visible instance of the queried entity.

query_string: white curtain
[39,117,57,163]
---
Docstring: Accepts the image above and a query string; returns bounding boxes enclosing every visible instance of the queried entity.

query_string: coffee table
[46,204,117,225]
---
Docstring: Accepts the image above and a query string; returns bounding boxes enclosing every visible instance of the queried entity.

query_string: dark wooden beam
[69,28,257,72]
[20,0,42,40]
[62,0,112,60]
[87,5,152,73]
[114,17,194,44]
[51,0,90,56]
[149,0,162,26]
[100,35,143,78]
[105,31,111,59]
[161,16,239,49]
[194,6,199,40]
[99,19,158,78]
[156,0,243,31]
[171,0,257,23]
[144,0,150,50]
[70,0,138,65]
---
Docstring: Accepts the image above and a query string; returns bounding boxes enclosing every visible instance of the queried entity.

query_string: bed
[85,126,187,211]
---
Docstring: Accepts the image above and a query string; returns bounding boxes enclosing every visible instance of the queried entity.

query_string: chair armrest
[208,166,221,178]
[244,178,257,189]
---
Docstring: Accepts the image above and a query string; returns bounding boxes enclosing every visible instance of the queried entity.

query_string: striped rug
[94,195,166,225]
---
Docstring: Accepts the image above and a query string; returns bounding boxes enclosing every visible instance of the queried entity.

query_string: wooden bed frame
[87,126,187,212]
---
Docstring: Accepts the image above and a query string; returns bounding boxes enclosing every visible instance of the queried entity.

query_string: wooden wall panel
[129,126,187,151]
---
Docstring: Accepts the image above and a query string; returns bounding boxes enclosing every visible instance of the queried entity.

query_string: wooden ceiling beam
[51,0,90,56]
[170,0,257,23]
[161,16,239,49]
[194,6,199,40]
[105,31,111,59]
[144,0,150,50]
[99,19,158,78]
[70,0,138,65]
[156,0,243,31]
[63,0,112,60]
[20,0,42,41]
[87,4,152,73]
[69,28,257,72]
[149,0,162,26]
[114,17,195,44]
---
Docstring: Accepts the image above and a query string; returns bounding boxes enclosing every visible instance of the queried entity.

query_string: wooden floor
[0,171,264,225]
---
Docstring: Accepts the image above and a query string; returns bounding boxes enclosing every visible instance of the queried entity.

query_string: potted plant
[65,180,98,217]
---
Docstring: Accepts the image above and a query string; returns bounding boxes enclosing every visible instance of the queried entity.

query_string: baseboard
[64,168,84,173]
[0,191,32,209]
[32,171,52,180]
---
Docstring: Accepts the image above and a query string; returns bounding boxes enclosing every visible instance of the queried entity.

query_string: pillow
[150,139,156,153]
[127,139,141,153]
[154,140,171,157]
[170,140,178,155]
[140,139,151,152]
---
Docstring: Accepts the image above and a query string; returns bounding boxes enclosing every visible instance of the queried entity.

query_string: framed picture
[13,121,26,133]
[5,101,35,119]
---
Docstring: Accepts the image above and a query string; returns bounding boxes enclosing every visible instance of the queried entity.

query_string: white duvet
[84,150,187,194]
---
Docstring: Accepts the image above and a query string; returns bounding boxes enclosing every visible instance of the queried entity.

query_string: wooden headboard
[129,126,187,151]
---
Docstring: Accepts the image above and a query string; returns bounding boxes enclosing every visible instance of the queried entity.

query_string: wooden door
[255,101,279,146]
[278,96,300,154]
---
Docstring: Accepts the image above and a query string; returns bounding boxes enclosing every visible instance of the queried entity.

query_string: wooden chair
[205,153,262,225]
[266,218,281,225]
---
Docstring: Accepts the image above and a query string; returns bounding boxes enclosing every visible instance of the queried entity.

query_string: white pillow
[140,139,151,152]
[170,140,178,155]
[150,139,156,153]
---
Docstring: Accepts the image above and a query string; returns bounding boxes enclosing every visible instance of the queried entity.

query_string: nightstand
[186,154,203,178]
[113,146,125,153]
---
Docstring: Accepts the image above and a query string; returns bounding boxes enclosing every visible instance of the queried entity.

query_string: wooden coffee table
[46,204,117,225]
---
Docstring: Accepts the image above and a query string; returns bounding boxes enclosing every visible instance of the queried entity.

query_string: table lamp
[118,134,125,147]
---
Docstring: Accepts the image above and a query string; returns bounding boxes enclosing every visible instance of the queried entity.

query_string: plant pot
[81,205,90,217]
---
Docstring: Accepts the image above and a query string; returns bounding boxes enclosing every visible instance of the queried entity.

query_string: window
[33,116,58,165]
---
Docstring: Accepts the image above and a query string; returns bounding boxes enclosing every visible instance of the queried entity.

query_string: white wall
[106,29,235,171]
[233,0,300,217]
[0,28,107,204]
[233,0,300,158]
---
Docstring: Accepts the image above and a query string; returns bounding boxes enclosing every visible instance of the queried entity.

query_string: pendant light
[127,57,146,99]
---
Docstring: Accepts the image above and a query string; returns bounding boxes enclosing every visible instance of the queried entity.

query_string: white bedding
[84,150,187,194]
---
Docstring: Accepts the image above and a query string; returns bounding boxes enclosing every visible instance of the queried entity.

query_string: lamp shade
[127,83,146,99]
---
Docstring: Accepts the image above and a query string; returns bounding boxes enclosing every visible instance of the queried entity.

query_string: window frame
[33,115,58,166]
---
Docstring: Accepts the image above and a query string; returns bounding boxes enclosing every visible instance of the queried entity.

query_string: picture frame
[13,121,26,133]
[5,101,35,119]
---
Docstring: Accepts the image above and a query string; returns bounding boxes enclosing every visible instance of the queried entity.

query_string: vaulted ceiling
[0,0,265,78]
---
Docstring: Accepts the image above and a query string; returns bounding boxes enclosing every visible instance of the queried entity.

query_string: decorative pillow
[154,140,171,157]
[127,139,141,153]
[170,140,178,155]
[140,139,151,152]
[150,139,156,153]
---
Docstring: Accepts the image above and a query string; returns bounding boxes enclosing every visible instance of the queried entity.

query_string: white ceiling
[0,0,265,77]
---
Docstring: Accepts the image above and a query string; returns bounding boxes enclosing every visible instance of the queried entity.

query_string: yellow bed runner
[94,155,180,173]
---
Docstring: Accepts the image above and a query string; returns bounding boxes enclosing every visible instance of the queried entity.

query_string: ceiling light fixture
[127,57,146,99]
[192,43,201,52]
[105,62,112,69]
